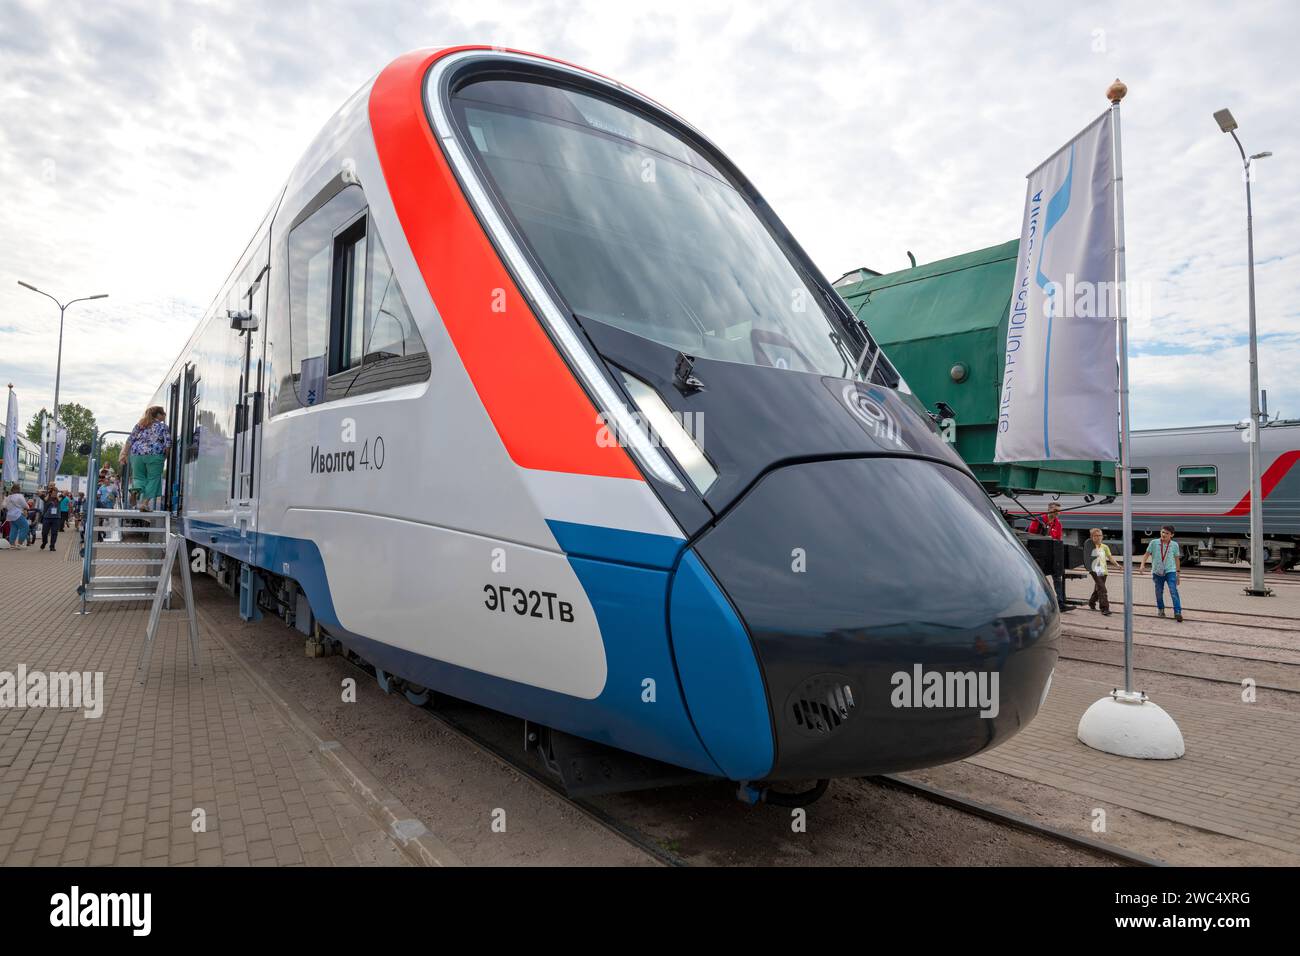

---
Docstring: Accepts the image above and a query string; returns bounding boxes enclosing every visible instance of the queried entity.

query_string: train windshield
[450,77,888,383]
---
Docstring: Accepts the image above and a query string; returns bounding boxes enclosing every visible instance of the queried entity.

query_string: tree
[25,402,98,477]
[102,442,125,471]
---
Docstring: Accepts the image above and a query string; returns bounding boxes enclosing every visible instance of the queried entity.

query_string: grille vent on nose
[787,675,856,738]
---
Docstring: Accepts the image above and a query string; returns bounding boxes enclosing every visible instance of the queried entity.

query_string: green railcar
[834,240,1116,498]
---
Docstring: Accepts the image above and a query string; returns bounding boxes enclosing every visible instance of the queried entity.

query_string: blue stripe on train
[544,518,684,569]
[181,517,742,777]
[668,551,775,780]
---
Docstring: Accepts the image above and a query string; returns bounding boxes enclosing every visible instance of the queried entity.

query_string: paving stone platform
[0,537,415,866]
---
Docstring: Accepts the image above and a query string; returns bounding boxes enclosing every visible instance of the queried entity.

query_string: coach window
[1129,467,1149,495]
[1177,465,1217,495]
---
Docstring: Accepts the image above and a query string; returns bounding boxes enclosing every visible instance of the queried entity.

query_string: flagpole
[1078,80,1183,758]
[1108,78,1134,694]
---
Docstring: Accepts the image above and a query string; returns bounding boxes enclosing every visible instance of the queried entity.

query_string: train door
[163,374,180,513]
[231,265,268,528]
[174,362,197,518]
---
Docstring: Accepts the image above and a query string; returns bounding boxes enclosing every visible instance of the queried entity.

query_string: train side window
[1129,467,1149,495]
[1177,465,1217,495]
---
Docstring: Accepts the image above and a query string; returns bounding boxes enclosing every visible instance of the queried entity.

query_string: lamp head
[1251,151,1273,160]
[1213,108,1238,133]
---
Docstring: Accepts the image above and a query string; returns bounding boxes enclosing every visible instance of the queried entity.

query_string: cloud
[0,0,1295,443]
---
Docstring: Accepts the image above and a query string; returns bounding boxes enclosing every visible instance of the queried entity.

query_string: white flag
[995,111,1120,463]
[2,389,17,484]
[53,426,68,478]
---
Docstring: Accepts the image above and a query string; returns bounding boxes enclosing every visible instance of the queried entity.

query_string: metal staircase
[79,508,172,607]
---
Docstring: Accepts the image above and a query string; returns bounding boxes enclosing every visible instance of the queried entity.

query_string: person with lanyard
[40,483,61,551]
[1139,524,1183,622]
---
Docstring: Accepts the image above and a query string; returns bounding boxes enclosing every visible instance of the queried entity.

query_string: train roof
[0,422,40,453]
[1132,420,1300,438]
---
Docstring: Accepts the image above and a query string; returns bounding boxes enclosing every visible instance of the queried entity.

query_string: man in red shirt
[1027,502,1071,611]
[1027,502,1064,540]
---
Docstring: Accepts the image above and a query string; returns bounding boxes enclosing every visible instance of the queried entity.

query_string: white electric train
[139,46,1059,798]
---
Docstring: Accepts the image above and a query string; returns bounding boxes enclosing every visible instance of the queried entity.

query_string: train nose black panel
[693,456,1059,780]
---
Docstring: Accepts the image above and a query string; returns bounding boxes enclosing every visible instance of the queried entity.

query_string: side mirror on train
[77,442,92,455]
[227,309,259,332]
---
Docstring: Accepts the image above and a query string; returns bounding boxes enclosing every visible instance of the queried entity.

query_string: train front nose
[687,456,1059,780]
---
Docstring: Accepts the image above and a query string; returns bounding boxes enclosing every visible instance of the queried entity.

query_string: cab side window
[286,185,428,409]
[324,227,427,402]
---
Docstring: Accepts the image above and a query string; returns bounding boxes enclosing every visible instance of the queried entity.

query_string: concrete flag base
[1077,689,1186,759]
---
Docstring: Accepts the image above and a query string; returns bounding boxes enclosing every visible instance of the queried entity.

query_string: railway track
[1083,601,1300,625]
[867,775,1163,867]
[1063,621,1300,665]
[1058,651,1299,694]
[340,652,690,867]
[1177,568,1299,587]
[340,643,1164,867]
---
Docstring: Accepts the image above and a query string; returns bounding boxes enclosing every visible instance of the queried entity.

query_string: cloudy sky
[1,0,1296,441]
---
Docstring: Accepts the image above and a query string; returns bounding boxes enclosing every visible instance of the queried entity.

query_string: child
[1139,525,1183,622]
[1086,528,1121,615]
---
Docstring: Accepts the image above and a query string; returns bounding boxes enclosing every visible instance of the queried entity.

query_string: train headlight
[620,371,717,495]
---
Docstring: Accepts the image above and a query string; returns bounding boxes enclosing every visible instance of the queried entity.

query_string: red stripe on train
[1057,450,1300,518]
[1224,450,1300,516]
[368,47,642,481]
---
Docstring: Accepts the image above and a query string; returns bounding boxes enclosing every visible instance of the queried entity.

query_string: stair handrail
[79,428,134,614]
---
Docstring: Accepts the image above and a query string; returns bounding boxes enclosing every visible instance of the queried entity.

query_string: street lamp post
[16,282,108,486]
[1212,109,1273,597]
